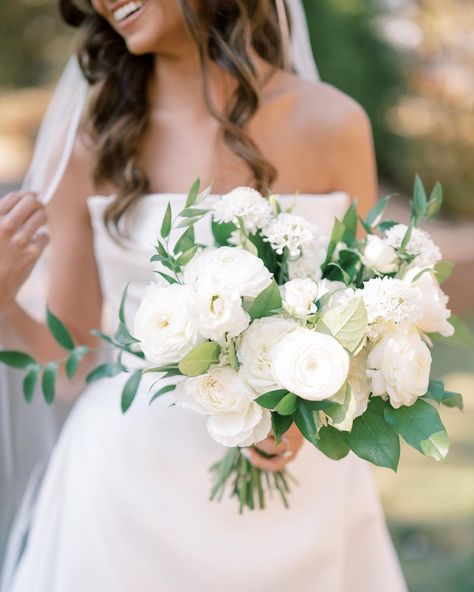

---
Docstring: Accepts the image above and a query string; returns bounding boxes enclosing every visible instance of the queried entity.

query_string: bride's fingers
[1,193,42,232]
[15,209,48,245]
[242,447,292,473]
[0,192,22,216]
[254,436,287,456]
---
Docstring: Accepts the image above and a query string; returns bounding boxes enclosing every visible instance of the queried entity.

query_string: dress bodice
[87,192,349,330]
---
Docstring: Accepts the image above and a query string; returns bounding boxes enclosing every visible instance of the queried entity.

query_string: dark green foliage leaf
[423,380,464,411]
[121,369,142,413]
[365,195,392,228]
[160,202,172,239]
[377,220,398,232]
[345,398,400,470]
[0,350,36,369]
[384,399,449,461]
[41,362,58,404]
[424,379,445,403]
[324,262,352,285]
[114,322,140,347]
[315,425,350,460]
[185,178,200,208]
[211,219,236,246]
[149,383,176,405]
[91,330,116,346]
[255,389,288,409]
[342,202,358,246]
[274,393,298,416]
[441,391,464,411]
[173,226,195,255]
[293,400,318,446]
[86,362,123,384]
[271,413,293,445]
[23,365,39,403]
[248,280,282,320]
[178,342,221,376]
[46,308,75,351]
[248,232,279,276]
[65,346,89,380]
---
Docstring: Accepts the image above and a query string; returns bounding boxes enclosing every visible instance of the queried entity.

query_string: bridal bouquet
[1,178,470,512]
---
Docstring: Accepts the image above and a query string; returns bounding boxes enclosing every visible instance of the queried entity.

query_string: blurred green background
[0,1,473,590]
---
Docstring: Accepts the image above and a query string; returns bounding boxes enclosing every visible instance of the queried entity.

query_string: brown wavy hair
[59,0,290,231]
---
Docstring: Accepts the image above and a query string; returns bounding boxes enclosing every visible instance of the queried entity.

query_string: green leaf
[322,219,345,269]
[185,178,200,208]
[248,280,282,320]
[211,219,236,246]
[293,400,318,446]
[41,362,58,404]
[160,202,172,239]
[0,350,36,369]
[446,315,474,349]
[271,413,293,445]
[178,342,221,377]
[118,283,131,325]
[156,271,178,285]
[425,379,445,403]
[434,261,454,284]
[46,308,75,351]
[177,245,199,266]
[228,339,239,372]
[114,322,140,347]
[400,220,415,251]
[149,383,176,405]
[175,216,202,229]
[315,425,350,460]
[65,346,89,380]
[274,392,297,416]
[342,202,358,246]
[173,226,195,255]
[324,262,352,285]
[411,175,428,224]
[143,364,180,374]
[23,365,39,403]
[121,369,142,413]
[426,182,443,220]
[384,399,449,462]
[318,297,368,353]
[441,391,464,411]
[255,389,288,409]
[91,330,116,346]
[179,207,209,218]
[423,380,464,411]
[345,398,400,470]
[365,195,392,228]
[377,220,398,232]
[86,362,123,384]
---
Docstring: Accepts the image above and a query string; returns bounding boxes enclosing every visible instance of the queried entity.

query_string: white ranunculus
[175,367,271,447]
[404,268,454,337]
[362,235,399,274]
[283,278,319,317]
[212,187,273,234]
[190,285,250,341]
[183,246,273,299]
[367,323,432,408]
[134,283,204,365]
[271,328,350,401]
[237,317,299,394]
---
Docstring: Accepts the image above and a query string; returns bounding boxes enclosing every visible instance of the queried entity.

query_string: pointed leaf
[46,308,75,351]
[0,350,36,369]
[86,362,123,384]
[318,297,368,353]
[293,400,318,446]
[228,339,239,372]
[274,393,297,416]
[119,283,131,324]
[211,219,236,246]
[434,261,454,284]
[248,280,282,320]
[271,413,293,445]
[426,182,443,220]
[178,342,221,377]
[149,383,176,405]
[441,391,464,411]
[342,202,358,246]
[185,178,201,208]
[42,362,58,404]
[175,216,203,229]
[156,271,178,285]
[177,245,199,266]
[173,226,195,255]
[114,322,140,347]
[255,389,289,409]
[366,195,392,228]
[121,369,142,413]
[160,202,172,239]
[179,208,209,218]
[65,346,90,380]
[23,365,39,403]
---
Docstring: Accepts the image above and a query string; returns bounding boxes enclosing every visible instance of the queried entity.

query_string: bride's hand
[243,423,304,472]
[0,192,49,315]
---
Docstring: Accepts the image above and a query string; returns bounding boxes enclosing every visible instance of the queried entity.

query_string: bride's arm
[0,139,103,398]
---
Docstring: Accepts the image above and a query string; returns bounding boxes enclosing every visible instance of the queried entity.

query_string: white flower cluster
[358,277,423,325]
[262,213,317,257]
[384,224,442,268]
[212,187,273,234]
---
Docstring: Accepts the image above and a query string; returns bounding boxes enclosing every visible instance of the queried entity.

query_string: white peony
[237,317,299,394]
[183,246,272,299]
[271,328,350,401]
[404,268,454,337]
[367,323,432,408]
[262,213,317,257]
[384,224,442,269]
[362,235,399,274]
[212,187,273,234]
[283,278,319,317]
[134,283,204,365]
[190,285,250,341]
[175,367,271,447]
[358,277,422,325]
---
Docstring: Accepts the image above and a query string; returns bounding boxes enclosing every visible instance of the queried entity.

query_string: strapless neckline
[87,191,349,203]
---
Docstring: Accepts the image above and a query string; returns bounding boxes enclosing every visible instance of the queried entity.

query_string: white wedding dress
[8,192,407,592]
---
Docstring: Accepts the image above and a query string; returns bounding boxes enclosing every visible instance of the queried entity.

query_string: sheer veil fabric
[0,0,320,584]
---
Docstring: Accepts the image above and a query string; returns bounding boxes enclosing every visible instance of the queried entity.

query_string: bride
[0,1,407,590]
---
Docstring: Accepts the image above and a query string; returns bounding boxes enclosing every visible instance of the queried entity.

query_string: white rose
[190,285,250,341]
[271,328,350,401]
[283,278,319,317]
[183,246,272,299]
[404,268,454,337]
[362,235,399,274]
[237,317,299,394]
[134,283,204,365]
[175,367,271,447]
[367,323,432,408]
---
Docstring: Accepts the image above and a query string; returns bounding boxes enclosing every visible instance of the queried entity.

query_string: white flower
[317,279,356,308]
[287,234,328,281]
[367,323,432,408]
[358,277,422,325]
[404,268,454,337]
[134,283,204,365]
[190,285,250,341]
[212,187,273,234]
[362,235,399,274]
[271,328,350,401]
[384,224,442,268]
[183,246,272,299]
[263,213,317,257]
[175,367,271,447]
[237,317,299,394]
[283,278,319,317]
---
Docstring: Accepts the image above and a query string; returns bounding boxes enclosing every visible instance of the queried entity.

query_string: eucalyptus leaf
[411,175,428,224]
[318,297,368,353]
[156,271,178,285]
[177,245,199,266]
[173,226,195,255]
[426,182,443,220]
[384,399,449,462]
[118,283,130,325]
[114,322,141,347]
[0,351,36,369]
[42,362,58,404]
[149,383,176,405]
[178,342,221,377]
[255,389,288,409]
[160,202,172,239]
[23,365,39,403]
[185,178,201,208]
[179,208,209,218]
[86,362,123,384]
[121,369,142,413]
[46,308,75,351]
[365,195,392,228]
[65,346,89,380]
[248,280,282,321]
